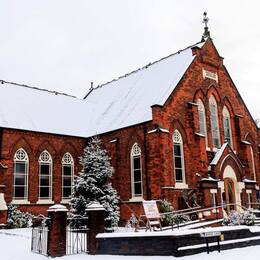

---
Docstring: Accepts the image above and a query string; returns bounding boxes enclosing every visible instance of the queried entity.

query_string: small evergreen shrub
[159,199,191,226]
[222,210,255,226]
[7,204,33,228]
[222,217,231,226]
[160,199,174,226]
[229,210,241,225]
[242,211,255,226]
[171,214,190,226]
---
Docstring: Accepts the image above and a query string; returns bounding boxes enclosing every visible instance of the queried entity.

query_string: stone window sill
[11,200,30,205]
[129,197,143,202]
[36,200,54,205]
[60,199,71,204]
[174,183,189,189]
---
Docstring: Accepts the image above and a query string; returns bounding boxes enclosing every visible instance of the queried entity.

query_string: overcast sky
[1,0,260,121]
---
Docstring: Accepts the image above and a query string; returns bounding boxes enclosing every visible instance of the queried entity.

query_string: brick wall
[0,39,259,221]
[0,128,85,213]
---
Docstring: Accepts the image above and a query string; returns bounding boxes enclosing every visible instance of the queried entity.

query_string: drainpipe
[143,124,151,200]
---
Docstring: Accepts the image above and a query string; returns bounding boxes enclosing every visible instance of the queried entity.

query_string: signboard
[202,69,218,82]
[200,231,221,238]
[143,200,160,219]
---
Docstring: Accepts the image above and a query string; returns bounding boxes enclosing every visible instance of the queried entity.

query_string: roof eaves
[0,79,77,99]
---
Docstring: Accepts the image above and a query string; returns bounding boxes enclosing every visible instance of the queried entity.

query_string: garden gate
[66,215,89,254]
[31,215,49,256]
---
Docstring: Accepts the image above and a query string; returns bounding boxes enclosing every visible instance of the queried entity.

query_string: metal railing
[135,202,257,231]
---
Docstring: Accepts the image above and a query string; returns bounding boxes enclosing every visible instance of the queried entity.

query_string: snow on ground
[101,225,260,238]
[1,228,260,260]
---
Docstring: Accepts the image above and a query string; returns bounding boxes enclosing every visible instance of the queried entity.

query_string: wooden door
[224,178,236,214]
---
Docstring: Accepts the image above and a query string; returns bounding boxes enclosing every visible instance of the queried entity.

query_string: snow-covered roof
[201,176,219,182]
[210,143,228,165]
[83,42,203,136]
[0,81,89,137]
[243,178,257,184]
[0,41,204,138]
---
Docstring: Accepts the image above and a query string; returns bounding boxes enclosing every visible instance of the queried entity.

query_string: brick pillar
[0,185,7,226]
[47,204,68,257]
[86,202,105,254]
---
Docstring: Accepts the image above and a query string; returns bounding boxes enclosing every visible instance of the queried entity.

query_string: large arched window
[131,143,142,198]
[197,99,208,146]
[250,145,256,181]
[209,95,220,148]
[173,130,185,183]
[13,148,29,200]
[62,153,74,200]
[39,150,52,200]
[223,106,233,148]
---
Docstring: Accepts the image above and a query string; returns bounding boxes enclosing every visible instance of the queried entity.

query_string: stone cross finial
[202,12,211,41]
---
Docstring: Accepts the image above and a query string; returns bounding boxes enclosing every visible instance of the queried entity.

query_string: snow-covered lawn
[1,228,260,260]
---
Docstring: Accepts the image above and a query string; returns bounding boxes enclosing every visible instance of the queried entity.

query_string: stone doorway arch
[222,165,241,214]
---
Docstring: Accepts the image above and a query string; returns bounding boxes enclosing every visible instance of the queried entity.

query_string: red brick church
[0,18,259,222]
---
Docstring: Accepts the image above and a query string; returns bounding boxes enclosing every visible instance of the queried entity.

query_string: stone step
[177,235,260,256]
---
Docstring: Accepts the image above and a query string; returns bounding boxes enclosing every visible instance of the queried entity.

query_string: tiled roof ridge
[0,79,77,98]
[83,40,203,99]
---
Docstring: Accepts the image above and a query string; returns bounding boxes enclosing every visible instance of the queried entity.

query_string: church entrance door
[223,177,236,214]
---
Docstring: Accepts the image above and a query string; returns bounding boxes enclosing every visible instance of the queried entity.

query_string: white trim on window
[250,145,257,181]
[197,99,208,147]
[209,95,220,148]
[223,106,233,148]
[13,148,29,200]
[173,130,186,184]
[38,150,52,201]
[36,200,54,205]
[11,200,30,205]
[62,152,74,200]
[246,190,252,208]
[130,143,143,199]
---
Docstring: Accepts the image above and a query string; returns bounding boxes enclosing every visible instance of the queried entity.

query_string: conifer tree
[71,136,119,230]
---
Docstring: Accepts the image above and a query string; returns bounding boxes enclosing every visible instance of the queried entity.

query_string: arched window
[173,130,185,183]
[209,95,220,148]
[62,153,74,199]
[250,145,256,181]
[13,148,29,200]
[131,143,142,198]
[197,99,208,146]
[223,106,233,148]
[39,150,52,200]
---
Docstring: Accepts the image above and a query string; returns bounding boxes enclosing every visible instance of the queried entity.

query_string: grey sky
[1,0,260,121]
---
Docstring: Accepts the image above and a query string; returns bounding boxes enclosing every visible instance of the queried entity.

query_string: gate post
[47,204,68,257]
[86,201,105,254]
[0,185,7,226]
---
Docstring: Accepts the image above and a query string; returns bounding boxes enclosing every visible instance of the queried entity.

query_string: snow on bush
[160,199,190,226]
[160,199,174,226]
[223,210,255,226]
[70,136,120,231]
[7,204,33,228]
[241,210,256,226]
[171,214,190,226]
